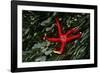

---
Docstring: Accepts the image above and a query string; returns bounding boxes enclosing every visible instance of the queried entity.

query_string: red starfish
[43,16,82,54]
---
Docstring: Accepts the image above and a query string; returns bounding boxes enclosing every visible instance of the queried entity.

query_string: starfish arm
[65,27,79,36]
[59,42,65,54]
[46,37,60,42]
[66,32,81,42]
[53,42,65,54]
[55,16,62,36]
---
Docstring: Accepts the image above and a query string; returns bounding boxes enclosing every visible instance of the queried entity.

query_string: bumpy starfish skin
[43,16,82,54]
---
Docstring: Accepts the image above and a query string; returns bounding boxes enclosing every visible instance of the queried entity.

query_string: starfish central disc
[60,35,67,42]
